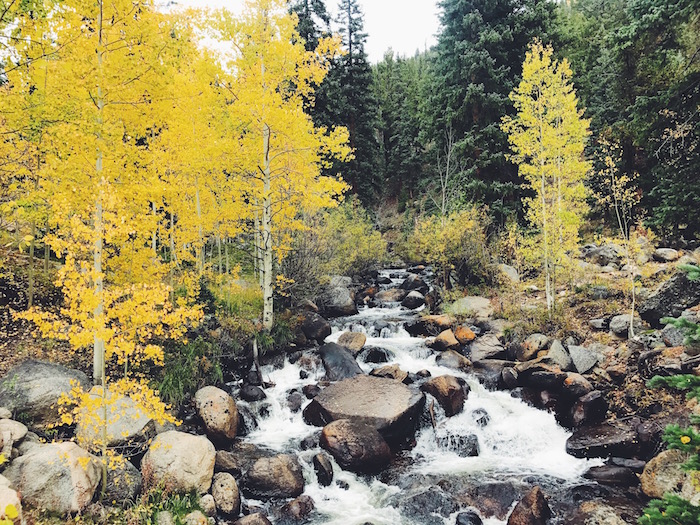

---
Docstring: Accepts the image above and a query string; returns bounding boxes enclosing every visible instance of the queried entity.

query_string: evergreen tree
[427,0,556,224]
[290,0,331,51]
[320,0,381,206]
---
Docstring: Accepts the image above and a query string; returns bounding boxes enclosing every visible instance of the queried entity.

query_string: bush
[401,207,493,288]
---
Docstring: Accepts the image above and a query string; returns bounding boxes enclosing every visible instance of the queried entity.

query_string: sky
[174,0,441,63]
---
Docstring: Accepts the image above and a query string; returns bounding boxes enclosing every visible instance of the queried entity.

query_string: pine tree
[501,40,591,315]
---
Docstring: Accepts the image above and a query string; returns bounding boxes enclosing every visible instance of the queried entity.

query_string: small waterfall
[240,268,598,524]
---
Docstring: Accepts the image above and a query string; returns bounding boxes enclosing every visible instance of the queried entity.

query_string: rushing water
[239,269,599,525]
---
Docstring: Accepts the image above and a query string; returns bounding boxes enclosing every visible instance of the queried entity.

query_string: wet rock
[241,384,267,402]
[287,390,304,412]
[639,271,700,327]
[421,375,467,416]
[568,345,600,374]
[322,283,358,317]
[280,495,315,523]
[435,350,472,372]
[456,510,483,525]
[234,514,272,525]
[437,432,479,457]
[641,449,700,504]
[405,314,455,336]
[302,384,321,399]
[472,359,513,389]
[320,343,363,381]
[518,334,549,361]
[104,459,142,506]
[375,289,408,303]
[455,325,477,344]
[320,419,391,473]
[142,431,215,494]
[377,275,393,285]
[394,486,459,525]
[507,486,551,525]
[337,332,367,354]
[402,291,426,309]
[502,367,519,389]
[195,386,239,440]
[301,312,332,342]
[566,422,639,459]
[212,472,240,516]
[215,443,274,477]
[303,375,425,441]
[571,390,608,427]
[610,457,646,472]
[584,465,638,486]
[470,334,507,361]
[472,408,490,427]
[4,441,101,513]
[243,454,304,499]
[400,273,429,294]
[653,248,680,262]
[0,360,90,428]
[432,329,461,351]
[313,453,334,486]
[369,364,409,382]
[450,296,494,320]
[361,347,395,363]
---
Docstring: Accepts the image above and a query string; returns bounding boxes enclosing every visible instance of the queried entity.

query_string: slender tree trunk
[195,177,204,275]
[262,123,274,331]
[28,222,36,308]
[44,219,49,271]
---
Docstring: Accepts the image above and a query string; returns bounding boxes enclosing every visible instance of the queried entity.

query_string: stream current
[237,269,601,525]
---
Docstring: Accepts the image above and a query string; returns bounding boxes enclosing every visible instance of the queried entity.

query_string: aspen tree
[214,0,351,330]
[502,40,591,315]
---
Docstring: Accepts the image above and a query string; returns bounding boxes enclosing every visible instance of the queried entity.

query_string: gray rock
[322,286,357,317]
[320,419,391,473]
[662,324,686,347]
[303,375,425,441]
[437,432,479,457]
[104,459,142,506]
[568,345,600,374]
[0,360,90,428]
[435,350,472,372]
[639,271,700,327]
[243,455,304,499]
[0,485,22,523]
[547,340,573,371]
[399,273,429,294]
[450,296,493,319]
[401,291,426,309]
[375,288,408,303]
[653,248,680,262]
[4,441,101,513]
[470,334,507,361]
[320,343,363,381]
[641,449,700,504]
[498,264,519,283]
[300,312,332,342]
[156,511,176,525]
[609,314,641,338]
[183,510,208,525]
[199,494,216,517]
[589,318,608,330]
[234,513,272,525]
[0,408,11,419]
[142,431,215,494]
[583,243,624,266]
[518,334,549,361]
[195,386,238,440]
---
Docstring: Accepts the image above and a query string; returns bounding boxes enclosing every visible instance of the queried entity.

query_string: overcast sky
[174,0,441,63]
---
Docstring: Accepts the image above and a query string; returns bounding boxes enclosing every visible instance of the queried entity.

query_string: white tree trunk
[261,122,274,331]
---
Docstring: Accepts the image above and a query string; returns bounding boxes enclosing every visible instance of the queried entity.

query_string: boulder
[562,373,594,397]
[336,331,367,355]
[234,514,272,525]
[280,495,315,522]
[0,419,27,453]
[320,419,391,473]
[313,453,333,486]
[183,510,208,525]
[568,345,600,374]
[375,289,408,303]
[76,387,154,449]
[507,486,551,525]
[406,314,454,336]
[582,243,623,267]
[456,509,483,525]
[653,248,680,262]
[243,455,304,499]
[102,459,142,507]
[212,472,240,516]
[369,364,409,383]
[195,386,238,440]
[361,346,395,363]
[518,334,549,361]
[498,264,519,283]
[589,318,609,330]
[421,375,467,417]
[432,329,460,351]
[240,384,266,402]
[436,350,472,372]
[566,423,639,459]
[455,326,477,344]
[547,340,573,371]
[584,465,638,486]
[142,431,215,494]
[303,375,425,441]
[641,449,700,504]
[393,486,459,525]
[639,272,700,327]
[450,296,493,319]
[437,432,479,457]
[320,343,363,381]
[609,314,642,338]
[322,285,358,317]
[470,334,507,361]
[300,312,332,342]
[215,442,274,477]
[4,441,100,514]
[399,273,429,294]
[199,494,216,517]
[0,408,10,419]
[0,485,21,524]
[571,390,608,427]
[402,291,426,309]
[0,360,90,428]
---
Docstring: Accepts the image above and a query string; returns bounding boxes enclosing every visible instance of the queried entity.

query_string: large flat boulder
[303,375,425,441]
[450,296,493,320]
[320,419,391,474]
[242,454,304,499]
[0,360,90,428]
[566,422,639,459]
[4,441,101,514]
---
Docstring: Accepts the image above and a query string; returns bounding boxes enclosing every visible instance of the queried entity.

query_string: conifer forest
[0,0,699,524]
